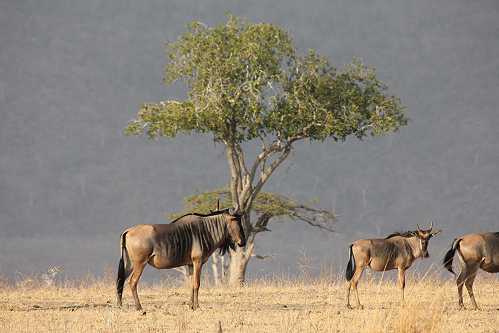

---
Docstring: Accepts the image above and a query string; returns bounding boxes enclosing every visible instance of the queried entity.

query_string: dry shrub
[14,272,41,289]
[0,274,11,289]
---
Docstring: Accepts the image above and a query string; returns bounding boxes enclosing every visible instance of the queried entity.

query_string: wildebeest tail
[443,238,461,275]
[345,244,355,281]
[116,231,130,306]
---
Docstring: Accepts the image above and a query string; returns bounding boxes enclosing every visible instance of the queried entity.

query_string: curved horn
[429,221,434,230]
[233,202,241,214]
[417,224,422,232]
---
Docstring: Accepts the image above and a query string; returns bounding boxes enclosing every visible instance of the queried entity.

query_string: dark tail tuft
[345,244,355,281]
[116,232,128,306]
[116,258,126,300]
[443,238,460,275]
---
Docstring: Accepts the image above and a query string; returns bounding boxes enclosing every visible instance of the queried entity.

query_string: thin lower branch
[246,147,292,211]
[290,213,335,232]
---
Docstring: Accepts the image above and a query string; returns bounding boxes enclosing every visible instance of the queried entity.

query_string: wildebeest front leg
[191,259,202,310]
[397,267,406,302]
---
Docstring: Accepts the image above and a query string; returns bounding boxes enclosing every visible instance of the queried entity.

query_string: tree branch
[225,145,241,208]
[289,204,335,232]
[234,145,249,176]
[247,145,292,211]
[247,140,282,185]
[244,125,311,199]
[251,213,272,238]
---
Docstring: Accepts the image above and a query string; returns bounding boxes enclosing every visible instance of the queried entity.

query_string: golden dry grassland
[0,273,498,333]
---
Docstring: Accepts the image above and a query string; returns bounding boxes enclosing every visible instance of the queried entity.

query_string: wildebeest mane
[167,209,239,255]
[385,230,417,239]
[218,237,234,255]
[170,208,232,224]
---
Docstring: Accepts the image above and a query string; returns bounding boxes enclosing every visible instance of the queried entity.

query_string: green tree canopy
[127,16,405,144]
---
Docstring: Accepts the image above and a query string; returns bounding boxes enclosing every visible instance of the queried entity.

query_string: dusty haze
[1,0,498,281]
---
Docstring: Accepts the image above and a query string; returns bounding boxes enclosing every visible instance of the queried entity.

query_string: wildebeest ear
[229,205,242,215]
[431,229,442,237]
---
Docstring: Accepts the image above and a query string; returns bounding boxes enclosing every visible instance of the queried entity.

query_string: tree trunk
[211,254,221,286]
[228,242,254,286]
[228,249,249,286]
[173,265,193,287]
[221,254,228,281]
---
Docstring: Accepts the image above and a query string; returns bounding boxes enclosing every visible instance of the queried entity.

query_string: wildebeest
[443,232,499,310]
[345,223,441,309]
[116,208,246,312]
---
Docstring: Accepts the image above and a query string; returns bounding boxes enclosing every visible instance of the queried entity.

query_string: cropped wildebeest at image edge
[116,208,245,313]
[443,232,499,310]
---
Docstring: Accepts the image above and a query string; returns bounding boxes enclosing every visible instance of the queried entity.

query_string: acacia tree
[171,189,335,285]
[126,15,407,285]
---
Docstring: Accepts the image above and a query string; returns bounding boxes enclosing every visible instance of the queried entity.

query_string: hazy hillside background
[1,0,498,280]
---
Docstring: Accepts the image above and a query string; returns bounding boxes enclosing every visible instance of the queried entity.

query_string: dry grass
[0,273,498,332]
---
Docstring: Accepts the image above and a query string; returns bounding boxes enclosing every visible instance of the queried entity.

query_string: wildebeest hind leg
[456,264,478,309]
[349,267,365,309]
[129,260,147,312]
[456,269,466,309]
[464,265,479,310]
[346,282,352,309]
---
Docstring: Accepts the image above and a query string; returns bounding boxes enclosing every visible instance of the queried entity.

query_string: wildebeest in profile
[345,223,441,309]
[443,232,499,310]
[116,208,246,313]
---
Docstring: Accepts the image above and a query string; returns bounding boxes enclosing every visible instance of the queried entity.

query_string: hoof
[358,305,364,310]
[346,304,354,310]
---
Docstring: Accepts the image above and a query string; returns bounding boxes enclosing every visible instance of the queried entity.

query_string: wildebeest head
[415,222,441,258]
[226,208,246,248]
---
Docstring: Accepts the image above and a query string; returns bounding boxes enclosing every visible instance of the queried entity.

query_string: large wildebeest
[116,208,246,312]
[443,232,499,310]
[345,223,441,309]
